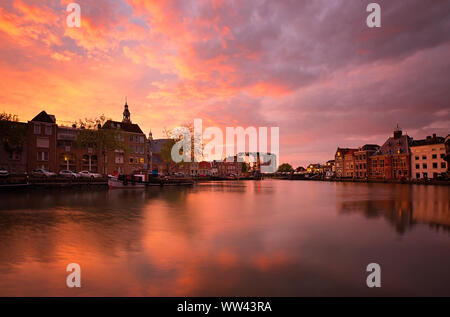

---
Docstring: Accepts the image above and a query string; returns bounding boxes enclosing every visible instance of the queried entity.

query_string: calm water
[0,180,449,296]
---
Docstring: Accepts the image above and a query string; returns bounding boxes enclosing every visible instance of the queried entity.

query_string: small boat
[108,176,145,189]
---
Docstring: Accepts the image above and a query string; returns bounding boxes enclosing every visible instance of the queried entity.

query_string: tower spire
[122,97,131,123]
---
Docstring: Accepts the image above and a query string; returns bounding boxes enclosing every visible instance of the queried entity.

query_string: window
[422,163,427,169]
[442,162,447,169]
[130,135,134,142]
[416,173,420,179]
[65,146,71,152]
[45,126,52,135]
[422,155,427,160]
[139,157,144,164]
[380,160,384,167]
[441,153,445,159]
[115,155,124,164]
[140,136,144,144]
[36,137,49,148]
[432,154,437,159]
[433,163,438,169]
[34,124,41,134]
[415,156,419,160]
[37,151,48,161]
[415,164,420,169]
[129,157,134,163]
[423,172,428,178]
[8,151,21,161]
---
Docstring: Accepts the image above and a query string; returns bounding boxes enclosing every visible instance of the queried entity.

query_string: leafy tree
[75,115,126,174]
[277,163,293,173]
[0,112,27,152]
[159,138,177,175]
[241,162,248,174]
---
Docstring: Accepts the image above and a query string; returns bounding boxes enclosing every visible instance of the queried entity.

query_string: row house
[446,135,450,177]
[56,125,101,173]
[24,102,147,175]
[410,134,447,180]
[335,148,357,178]
[27,111,58,173]
[102,102,147,175]
[0,120,28,174]
[369,128,412,180]
[307,163,322,174]
[354,144,380,179]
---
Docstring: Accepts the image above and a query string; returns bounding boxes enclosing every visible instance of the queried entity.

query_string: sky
[0,0,449,167]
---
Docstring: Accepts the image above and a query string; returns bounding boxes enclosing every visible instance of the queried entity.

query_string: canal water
[0,180,449,296]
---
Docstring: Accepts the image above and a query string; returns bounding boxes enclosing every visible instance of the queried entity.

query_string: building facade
[335,148,357,178]
[369,128,412,180]
[354,144,380,179]
[410,134,446,180]
[27,111,58,173]
[0,121,28,174]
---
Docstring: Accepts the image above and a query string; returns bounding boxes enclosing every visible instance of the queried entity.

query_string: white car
[59,170,79,179]
[0,168,9,177]
[31,169,56,177]
[78,171,103,179]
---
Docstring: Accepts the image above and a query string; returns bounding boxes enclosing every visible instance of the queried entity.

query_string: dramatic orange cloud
[0,0,449,167]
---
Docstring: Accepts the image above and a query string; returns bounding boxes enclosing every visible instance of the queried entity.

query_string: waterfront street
[0,180,449,296]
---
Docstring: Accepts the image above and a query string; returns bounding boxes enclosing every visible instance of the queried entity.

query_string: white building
[410,134,447,179]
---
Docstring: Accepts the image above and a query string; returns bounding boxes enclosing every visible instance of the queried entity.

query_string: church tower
[122,98,131,123]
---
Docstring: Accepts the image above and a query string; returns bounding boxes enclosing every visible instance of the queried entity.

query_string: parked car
[173,172,185,177]
[59,170,79,179]
[31,169,56,177]
[78,171,103,179]
[0,168,9,177]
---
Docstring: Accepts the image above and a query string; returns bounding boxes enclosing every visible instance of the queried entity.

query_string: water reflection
[338,184,450,234]
[0,181,449,296]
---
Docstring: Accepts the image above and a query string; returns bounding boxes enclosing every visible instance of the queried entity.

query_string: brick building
[27,111,58,173]
[0,121,28,174]
[369,128,412,180]
[335,148,357,178]
[102,102,147,175]
[354,144,380,179]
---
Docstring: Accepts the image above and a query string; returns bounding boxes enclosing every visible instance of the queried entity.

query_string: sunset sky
[0,0,449,167]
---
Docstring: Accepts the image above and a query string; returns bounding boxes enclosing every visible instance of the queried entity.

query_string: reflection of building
[335,148,357,178]
[369,127,412,179]
[410,134,446,179]
[354,144,380,179]
[412,186,450,230]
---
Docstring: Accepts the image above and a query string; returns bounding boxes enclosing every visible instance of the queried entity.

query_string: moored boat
[108,176,145,189]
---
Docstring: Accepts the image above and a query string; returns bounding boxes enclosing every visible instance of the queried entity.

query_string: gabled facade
[369,128,412,180]
[27,111,58,173]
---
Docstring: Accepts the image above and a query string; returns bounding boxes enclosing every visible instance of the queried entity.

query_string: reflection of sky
[1,1,449,167]
[0,181,449,296]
